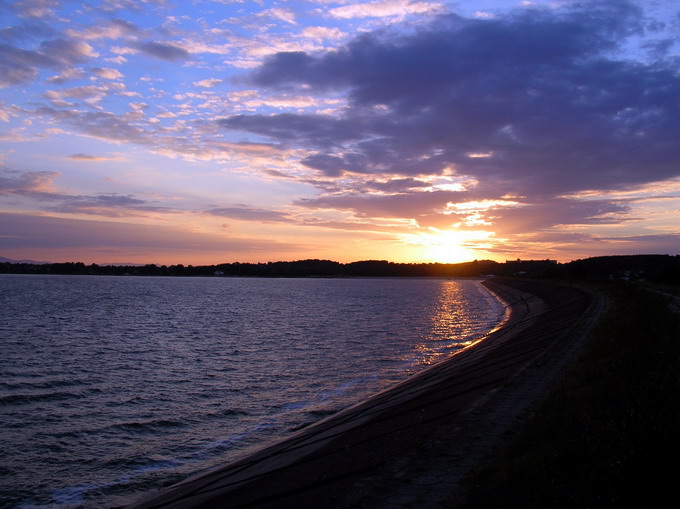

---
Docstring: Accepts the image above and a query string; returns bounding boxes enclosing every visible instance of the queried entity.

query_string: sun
[410,230,492,264]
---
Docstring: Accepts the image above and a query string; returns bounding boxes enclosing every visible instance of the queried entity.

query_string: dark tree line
[1,255,679,285]
[0,259,500,278]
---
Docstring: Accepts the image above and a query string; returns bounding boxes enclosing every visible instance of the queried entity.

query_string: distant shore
[2,254,678,284]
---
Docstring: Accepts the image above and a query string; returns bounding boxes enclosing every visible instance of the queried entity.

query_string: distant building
[506,258,558,264]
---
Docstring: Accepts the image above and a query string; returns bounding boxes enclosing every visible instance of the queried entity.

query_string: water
[0,275,506,508]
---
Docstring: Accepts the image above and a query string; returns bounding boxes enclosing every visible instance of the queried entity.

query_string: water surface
[0,275,505,508]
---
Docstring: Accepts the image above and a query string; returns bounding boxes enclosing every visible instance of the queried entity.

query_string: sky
[1,0,679,265]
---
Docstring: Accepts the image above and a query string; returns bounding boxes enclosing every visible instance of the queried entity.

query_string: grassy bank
[459,282,680,509]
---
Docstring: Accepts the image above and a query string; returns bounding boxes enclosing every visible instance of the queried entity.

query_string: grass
[459,282,680,509]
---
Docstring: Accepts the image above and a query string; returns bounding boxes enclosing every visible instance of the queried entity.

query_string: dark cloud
[44,194,172,217]
[296,190,462,221]
[220,0,680,203]
[0,167,55,194]
[296,190,632,232]
[39,38,95,64]
[70,153,107,160]
[132,41,189,61]
[487,199,631,234]
[222,114,365,150]
[0,42,52,86]
[0,37,94,87]
[363,178,431,193]
[206,206,291,223]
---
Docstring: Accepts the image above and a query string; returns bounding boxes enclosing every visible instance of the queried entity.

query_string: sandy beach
[128,278,599,509]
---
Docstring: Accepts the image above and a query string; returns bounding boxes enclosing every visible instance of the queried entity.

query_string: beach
[128,278,598,508]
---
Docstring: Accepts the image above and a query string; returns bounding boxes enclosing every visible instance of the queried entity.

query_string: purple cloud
[0,168,56,194]
[44,194,172,217]
[220,1,680,199]
[206,206,291,222]
[0,167,169,217]
[487,199,632,235]
[131,41,189,61]
[222,114,365,150]
[0,37,95,87]
[296,190,462,220]
[35,107,146,142]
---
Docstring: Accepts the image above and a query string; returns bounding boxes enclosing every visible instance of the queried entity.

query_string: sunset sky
[1,0,679,265]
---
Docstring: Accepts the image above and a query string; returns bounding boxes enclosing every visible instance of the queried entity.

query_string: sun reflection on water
[409,280,503,368]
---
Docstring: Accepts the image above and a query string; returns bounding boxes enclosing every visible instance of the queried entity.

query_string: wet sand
[128,278,599,509]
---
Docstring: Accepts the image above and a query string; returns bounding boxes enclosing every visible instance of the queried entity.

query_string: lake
[0,275,506,508]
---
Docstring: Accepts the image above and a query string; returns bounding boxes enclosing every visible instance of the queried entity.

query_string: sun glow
[408,229,493,263]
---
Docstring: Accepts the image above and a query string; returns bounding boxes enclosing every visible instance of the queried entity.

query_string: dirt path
[128,278,602,509]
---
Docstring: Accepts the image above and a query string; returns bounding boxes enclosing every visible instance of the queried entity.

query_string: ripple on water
[0,275,505,508]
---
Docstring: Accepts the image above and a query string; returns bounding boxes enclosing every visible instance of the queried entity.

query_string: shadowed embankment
[128,278,596,509]
[459,281,680,509]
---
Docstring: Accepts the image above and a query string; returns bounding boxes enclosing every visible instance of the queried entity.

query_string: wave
[105,418,188,434]
[0,379,87,390]
[0,391,84,406]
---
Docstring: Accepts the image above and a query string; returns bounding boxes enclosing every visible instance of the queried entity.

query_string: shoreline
[128,278,595,509]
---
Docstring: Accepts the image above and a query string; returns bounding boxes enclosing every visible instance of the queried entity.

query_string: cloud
[69,153,123,161]
[493,231,680,259]
[0,101,14,122]
[43,193,171,217]
[299,26,346,41]
[194,78,223,88]
[487,198,631,235]
[35,106,146,142]
[362,177,431,193]
[228,90,343,111]
[220,0,680,236]
[0,37,97,87]
[0,167,57,195]
[259,7,296,25]
[221,113,368,150]
[46,67,86,84]
[44,85,108,103]
[0,212,300,260]
[0,166,164,217]
[40,38,98,62]
[296,190,462,221]
[8,0,60,19]
[329,0,443,20]
[92,67,124,79]
[131,41,189,61]
[206,206,291,222]
[600,233,680,253]
[65,18,141,40]
[97,0,168,14]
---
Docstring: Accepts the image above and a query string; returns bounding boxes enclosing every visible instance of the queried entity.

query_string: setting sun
[408,230,493,263]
